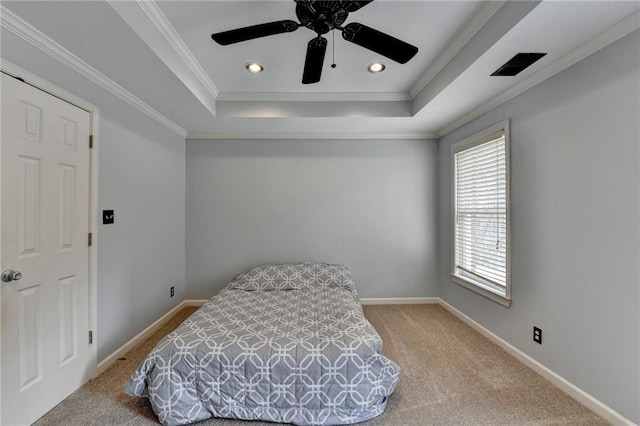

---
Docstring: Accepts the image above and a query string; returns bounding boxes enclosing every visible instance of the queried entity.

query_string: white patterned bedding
[125,263,400,425]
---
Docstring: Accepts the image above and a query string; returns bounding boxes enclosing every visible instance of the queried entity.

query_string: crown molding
[1,59,99,114]
[187,132,437,140]
[116,1,412,107]
[409,1,506,100]
[135,0,219,100]
[0,6,187,138]
[436,9,640,138]
[217,91,411,103]
[107,0,217,116]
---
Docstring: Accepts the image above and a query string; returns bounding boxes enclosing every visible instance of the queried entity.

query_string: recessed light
[367,62,386,73]
[245,62,264,74]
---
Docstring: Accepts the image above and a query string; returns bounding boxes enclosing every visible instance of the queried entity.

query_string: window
[451,120,511,307]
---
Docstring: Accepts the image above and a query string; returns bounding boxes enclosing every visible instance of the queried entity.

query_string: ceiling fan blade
[302,36,327,84]
[212,20,299,45]
[342,22,418,64]
[342,0,373,13]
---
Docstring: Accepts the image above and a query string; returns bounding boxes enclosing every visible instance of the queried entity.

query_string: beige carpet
[34,304,607,426]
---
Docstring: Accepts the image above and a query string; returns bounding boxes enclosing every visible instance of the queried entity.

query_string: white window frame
[450,120,511,307]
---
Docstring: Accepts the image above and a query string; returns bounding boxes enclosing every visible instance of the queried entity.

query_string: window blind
[454,132,507,292]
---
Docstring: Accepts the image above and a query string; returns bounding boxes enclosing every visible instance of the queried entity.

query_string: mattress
[125,263,400,425]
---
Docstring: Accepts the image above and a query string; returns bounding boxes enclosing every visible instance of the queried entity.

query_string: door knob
[1,269,22,282]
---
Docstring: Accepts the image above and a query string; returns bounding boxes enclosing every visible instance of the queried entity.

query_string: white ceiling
[158,1,485,94]
[2,1,639,139]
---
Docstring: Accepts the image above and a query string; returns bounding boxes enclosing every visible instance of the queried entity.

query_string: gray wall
[437,31,639,422]
[186,138,438,299]
[1,30,187,362]
[97,117,185,361]
[4,11,638,421]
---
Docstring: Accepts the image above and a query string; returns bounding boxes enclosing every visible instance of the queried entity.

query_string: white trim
[450,274,511,308]
[1,60,101,381]
[106,0,217,116]
[450,121,508,154]
[183,299,207,307]
[88,111,100,379]
[218,92,411,103]
[438,299,635,426]
[437,10,640,138]
[360,297,439,305]
[0,67,3,422]
[186,132,437,141]
[409,1,506,99]
[0,6,188,138]
[146,298,438,307]
[96,295,635,424]
[136,0,218,99]
[97,297,439,371]
[0,63,100,418]
[450,119,511,307]
[1,60,97,114]
[97,301,187,375]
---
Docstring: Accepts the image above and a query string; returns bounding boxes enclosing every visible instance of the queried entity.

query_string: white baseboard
[438,299,635,426]
[183,299,207,307]
[360,297,439,305]
[97,296,634,425]
[96,301,188,375]
[187,298,438,306]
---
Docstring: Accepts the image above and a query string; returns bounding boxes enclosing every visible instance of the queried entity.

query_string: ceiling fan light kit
[211,0,418,84]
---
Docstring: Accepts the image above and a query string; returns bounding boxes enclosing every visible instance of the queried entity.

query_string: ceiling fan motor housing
[296,1,348,34]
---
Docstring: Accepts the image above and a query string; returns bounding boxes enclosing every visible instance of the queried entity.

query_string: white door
[1,73,92,425]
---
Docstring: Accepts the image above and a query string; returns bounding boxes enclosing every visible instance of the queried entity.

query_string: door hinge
[89,135,94,149]
[88,232,93,247]
[89,330,93,344]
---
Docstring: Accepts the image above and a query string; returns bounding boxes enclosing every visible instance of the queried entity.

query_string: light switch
[103,210,114,224]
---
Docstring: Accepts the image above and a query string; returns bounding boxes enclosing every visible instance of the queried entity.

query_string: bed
[125,262,400,425]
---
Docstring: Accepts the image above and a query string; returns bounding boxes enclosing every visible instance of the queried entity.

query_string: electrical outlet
[533,326,542,344]
[170,286,175,298]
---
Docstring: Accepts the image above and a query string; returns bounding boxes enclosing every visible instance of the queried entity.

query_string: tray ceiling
[1,1,639,138]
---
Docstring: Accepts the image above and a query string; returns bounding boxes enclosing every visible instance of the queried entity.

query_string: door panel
[59,116,78,151]
[58,274,77,366]
[18,101,43,143]
[17,156,42,257]
[1,73,92,426]
[58,164,77,250]
[17,284,43,390]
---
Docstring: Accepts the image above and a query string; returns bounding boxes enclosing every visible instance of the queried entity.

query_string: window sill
[450,273,511,308]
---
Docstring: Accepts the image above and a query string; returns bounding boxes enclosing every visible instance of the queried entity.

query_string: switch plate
[103,210,114,224]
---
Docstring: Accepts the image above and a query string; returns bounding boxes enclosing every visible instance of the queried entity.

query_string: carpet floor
[34,304,607,426]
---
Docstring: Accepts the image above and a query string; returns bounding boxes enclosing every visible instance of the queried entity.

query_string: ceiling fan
[211,0,419,84]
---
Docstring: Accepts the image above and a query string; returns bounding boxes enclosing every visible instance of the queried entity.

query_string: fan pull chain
[331,31,337,68]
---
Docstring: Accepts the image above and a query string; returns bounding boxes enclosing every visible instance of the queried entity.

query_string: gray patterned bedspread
[125,263,400,425]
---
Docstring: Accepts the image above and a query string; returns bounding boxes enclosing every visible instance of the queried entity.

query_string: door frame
[0,59,100,417]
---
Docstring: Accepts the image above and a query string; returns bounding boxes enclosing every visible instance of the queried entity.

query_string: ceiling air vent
[491,53,547,76]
